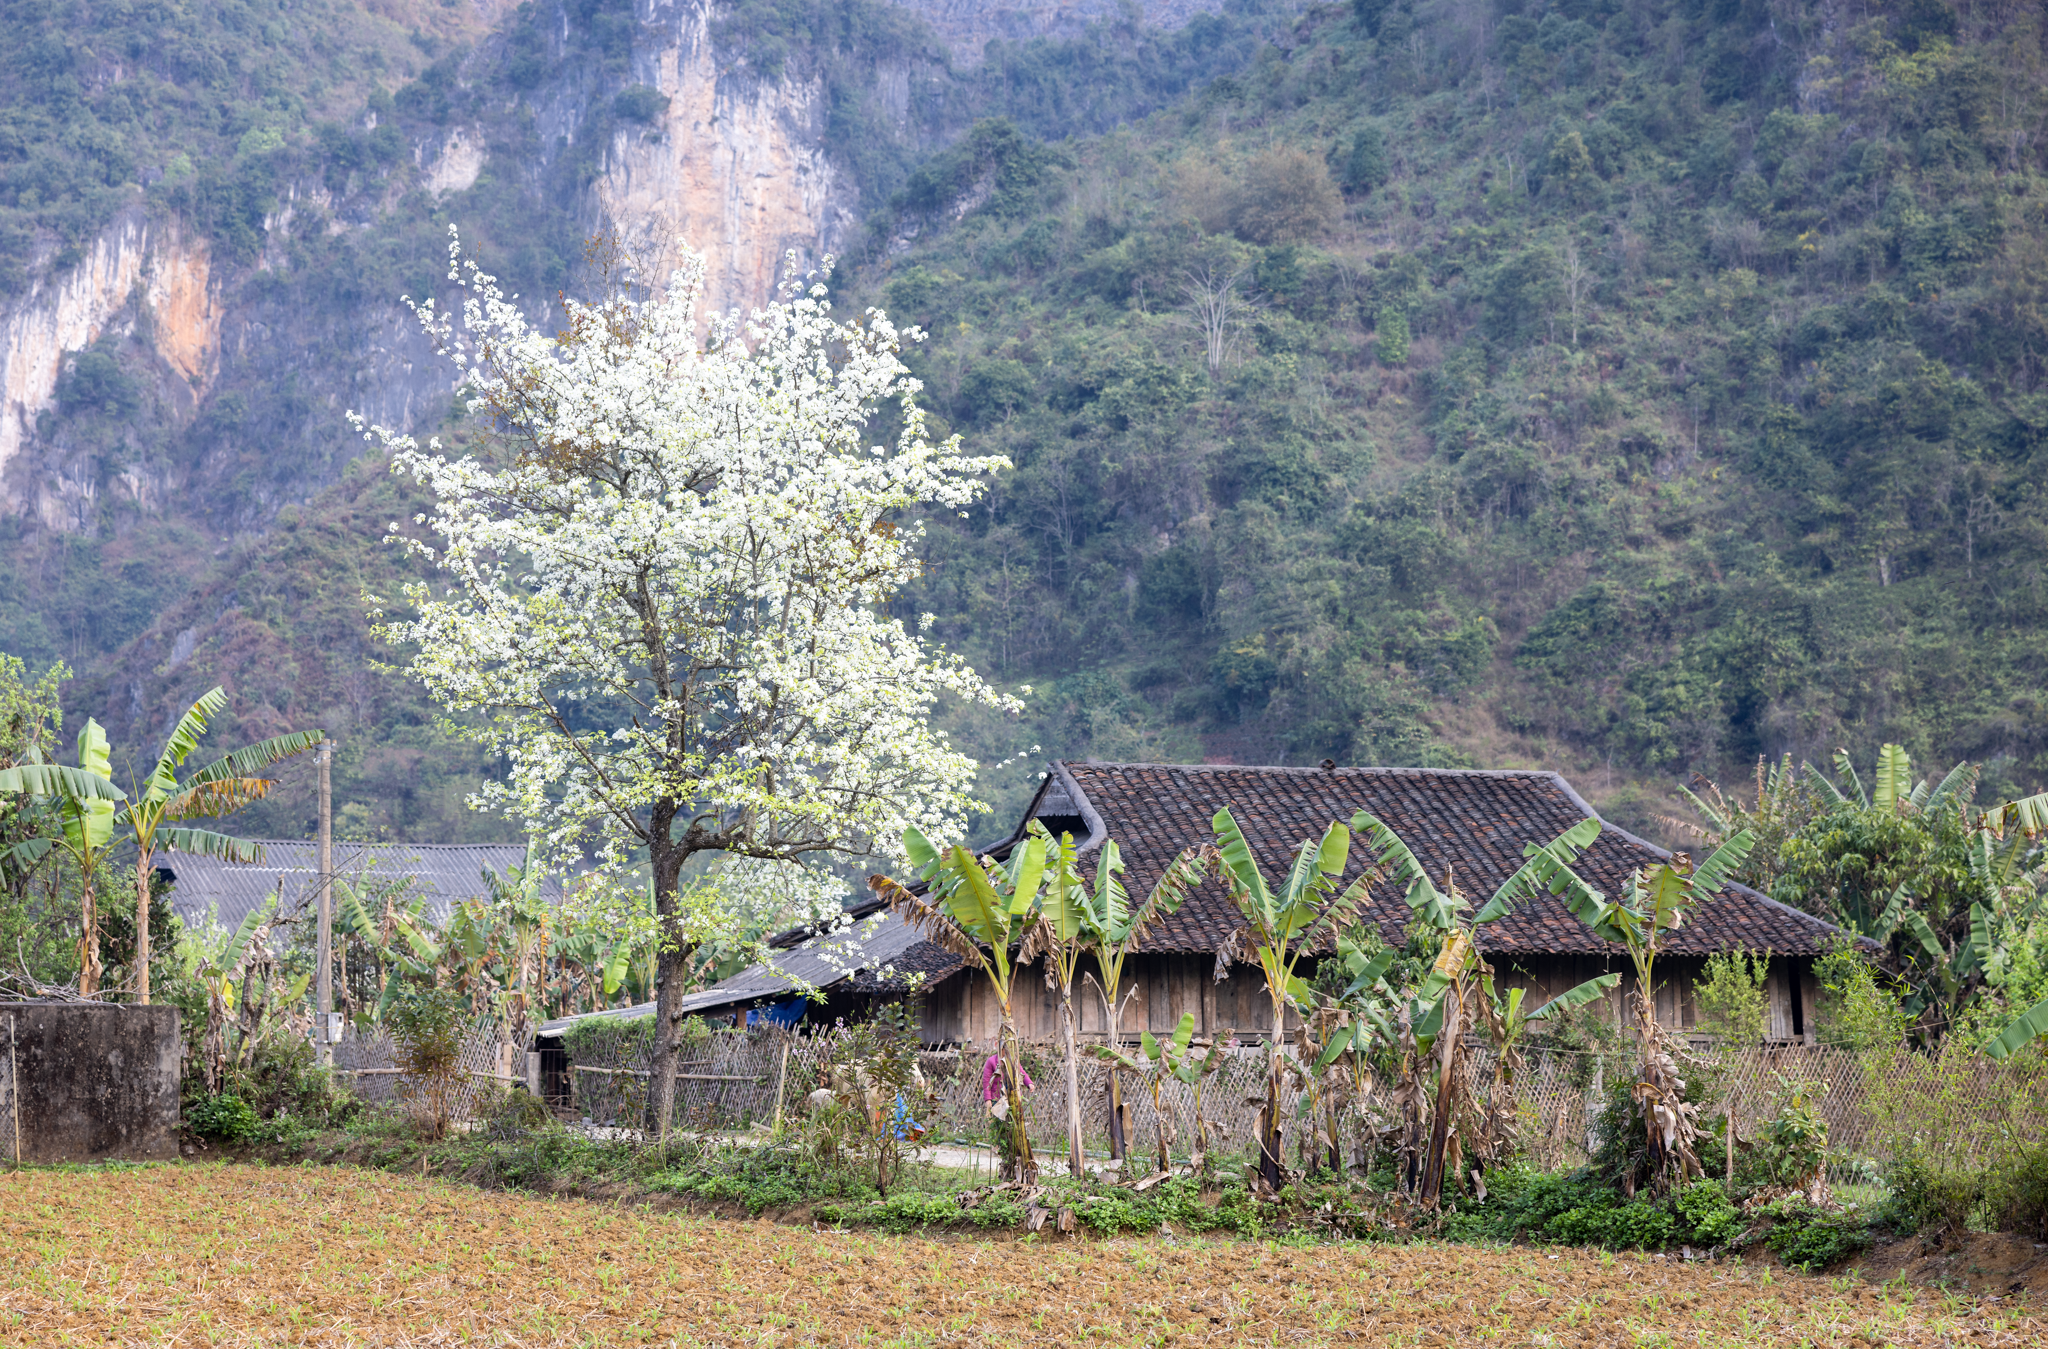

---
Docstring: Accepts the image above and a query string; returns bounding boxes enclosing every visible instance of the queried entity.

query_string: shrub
[1757,1081,1829,1195]
[1763,1198,1871,1271]
[1694,951,1770,1044]
[1672,1179,1744,1247]
[1228,146,1340,245]
[1075,1191,1150,1236]
[1374,307,1409,365]
[1544,1199,1675,1250]
[1341,124,1388,194]
[226,1034,352,1126]
[386,982,468,1138]
[1452,1167,1741,1252]
[478,1086,554,1141]
[187,1093,258,1142]
[1814,942,1912,1051]
[1883,1149,1984,1234]
[1865,1037,2048,1233]
[1986,1142,2048,1240]
[613,85,671,124]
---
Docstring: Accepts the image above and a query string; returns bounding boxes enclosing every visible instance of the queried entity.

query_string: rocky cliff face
[0,208,221,526]
[1,2,898,533]
[600,0,861,314]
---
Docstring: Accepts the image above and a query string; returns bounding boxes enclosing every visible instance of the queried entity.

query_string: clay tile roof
[1046,761,1846,959]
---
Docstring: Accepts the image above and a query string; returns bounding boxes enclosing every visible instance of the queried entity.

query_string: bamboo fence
[558,1026,2048,1170]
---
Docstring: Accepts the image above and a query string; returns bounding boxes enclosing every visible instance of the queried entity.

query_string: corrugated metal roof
[534,910,936,1036]
[161,841,559,931]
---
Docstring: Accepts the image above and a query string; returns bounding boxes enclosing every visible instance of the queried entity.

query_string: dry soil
[1,1163,2041,1347]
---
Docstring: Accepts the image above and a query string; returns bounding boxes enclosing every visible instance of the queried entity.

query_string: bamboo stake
[772,1036,791,1134]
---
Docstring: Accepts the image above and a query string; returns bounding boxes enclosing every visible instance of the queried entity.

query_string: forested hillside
[840,0,2048,831]
[2,0,2044,846]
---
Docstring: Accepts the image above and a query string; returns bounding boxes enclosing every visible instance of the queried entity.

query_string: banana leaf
[1984,995,2048,1061]
[1524,972,1621,1022]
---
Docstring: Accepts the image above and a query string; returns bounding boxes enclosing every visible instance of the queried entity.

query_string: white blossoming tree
[360,232,1018,1134]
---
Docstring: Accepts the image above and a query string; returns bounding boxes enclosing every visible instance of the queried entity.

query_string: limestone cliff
[600,0,861,315]
[0,208,220,525]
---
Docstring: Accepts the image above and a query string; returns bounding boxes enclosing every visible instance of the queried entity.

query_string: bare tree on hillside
[1180,265,1253,379]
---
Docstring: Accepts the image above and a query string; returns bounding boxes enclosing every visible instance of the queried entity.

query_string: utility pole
[316,741,334,1068]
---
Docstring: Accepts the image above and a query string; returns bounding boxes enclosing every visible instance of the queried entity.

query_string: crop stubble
[0,1164,2038,1347]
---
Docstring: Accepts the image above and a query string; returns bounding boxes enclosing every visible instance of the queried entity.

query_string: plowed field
[0,1164,2037,1347]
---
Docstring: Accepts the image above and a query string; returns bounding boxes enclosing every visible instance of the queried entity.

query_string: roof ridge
[174,839,535,850]
[1064,760,1558,779]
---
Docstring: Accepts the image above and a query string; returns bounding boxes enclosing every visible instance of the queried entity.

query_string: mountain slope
[832,0,2048,830]
[0,0,1298,834]
[10,0,2048,847]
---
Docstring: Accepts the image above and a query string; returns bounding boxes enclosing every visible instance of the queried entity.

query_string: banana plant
[189,897,274,1094]
[1035,825,1215,1170]
[873,823,1051,1182]
[1033,824,1097,1178]
[1209,807,1370,1192]
[1985,994,2048,1061]
[1095,1012,1235,1176]
[1074,836,1214,1163]
[0,720,127,996]
[1295,934,1399,1175]
[545,926,612,1019]
[384,898,500,1021]
[486,858,556,1044]
[1535,832,1755,1194]
[116,686,322,1004]
[1348,809,1620,1202]
[1804,743,1981,818]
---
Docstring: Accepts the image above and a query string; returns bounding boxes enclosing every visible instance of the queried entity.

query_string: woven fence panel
[560,1025,784,1131]
[334,1022,510,1123]
[552,1027,2048,1165]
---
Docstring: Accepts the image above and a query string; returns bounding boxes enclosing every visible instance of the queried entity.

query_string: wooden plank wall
[915,952,1819,1045]
[916,955,1298,1045]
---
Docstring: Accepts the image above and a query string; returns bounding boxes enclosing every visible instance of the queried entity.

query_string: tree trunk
[1419,986,1462,1206]
[1327,1097,1342,1175]
[1108,1075,1128,1163]
[134,853,153,1005]
[1059,986,1084,1178]
[1152,1080,1171,1175]
[642,828,687,1141]
[79,874,101,998]
[1101,969,1127,1162]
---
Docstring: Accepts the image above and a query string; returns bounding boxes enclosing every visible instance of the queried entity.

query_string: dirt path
[1,1163,2040,1347]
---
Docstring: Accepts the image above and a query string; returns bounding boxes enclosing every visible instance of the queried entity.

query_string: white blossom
[355,231,1018,911]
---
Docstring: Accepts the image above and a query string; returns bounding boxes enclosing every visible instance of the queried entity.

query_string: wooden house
[644,761,1848,1046]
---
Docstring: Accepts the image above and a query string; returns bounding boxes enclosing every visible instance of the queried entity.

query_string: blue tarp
[745,997,806,1029]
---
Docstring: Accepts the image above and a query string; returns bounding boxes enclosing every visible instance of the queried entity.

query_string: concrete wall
[0,1003,181,1163]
